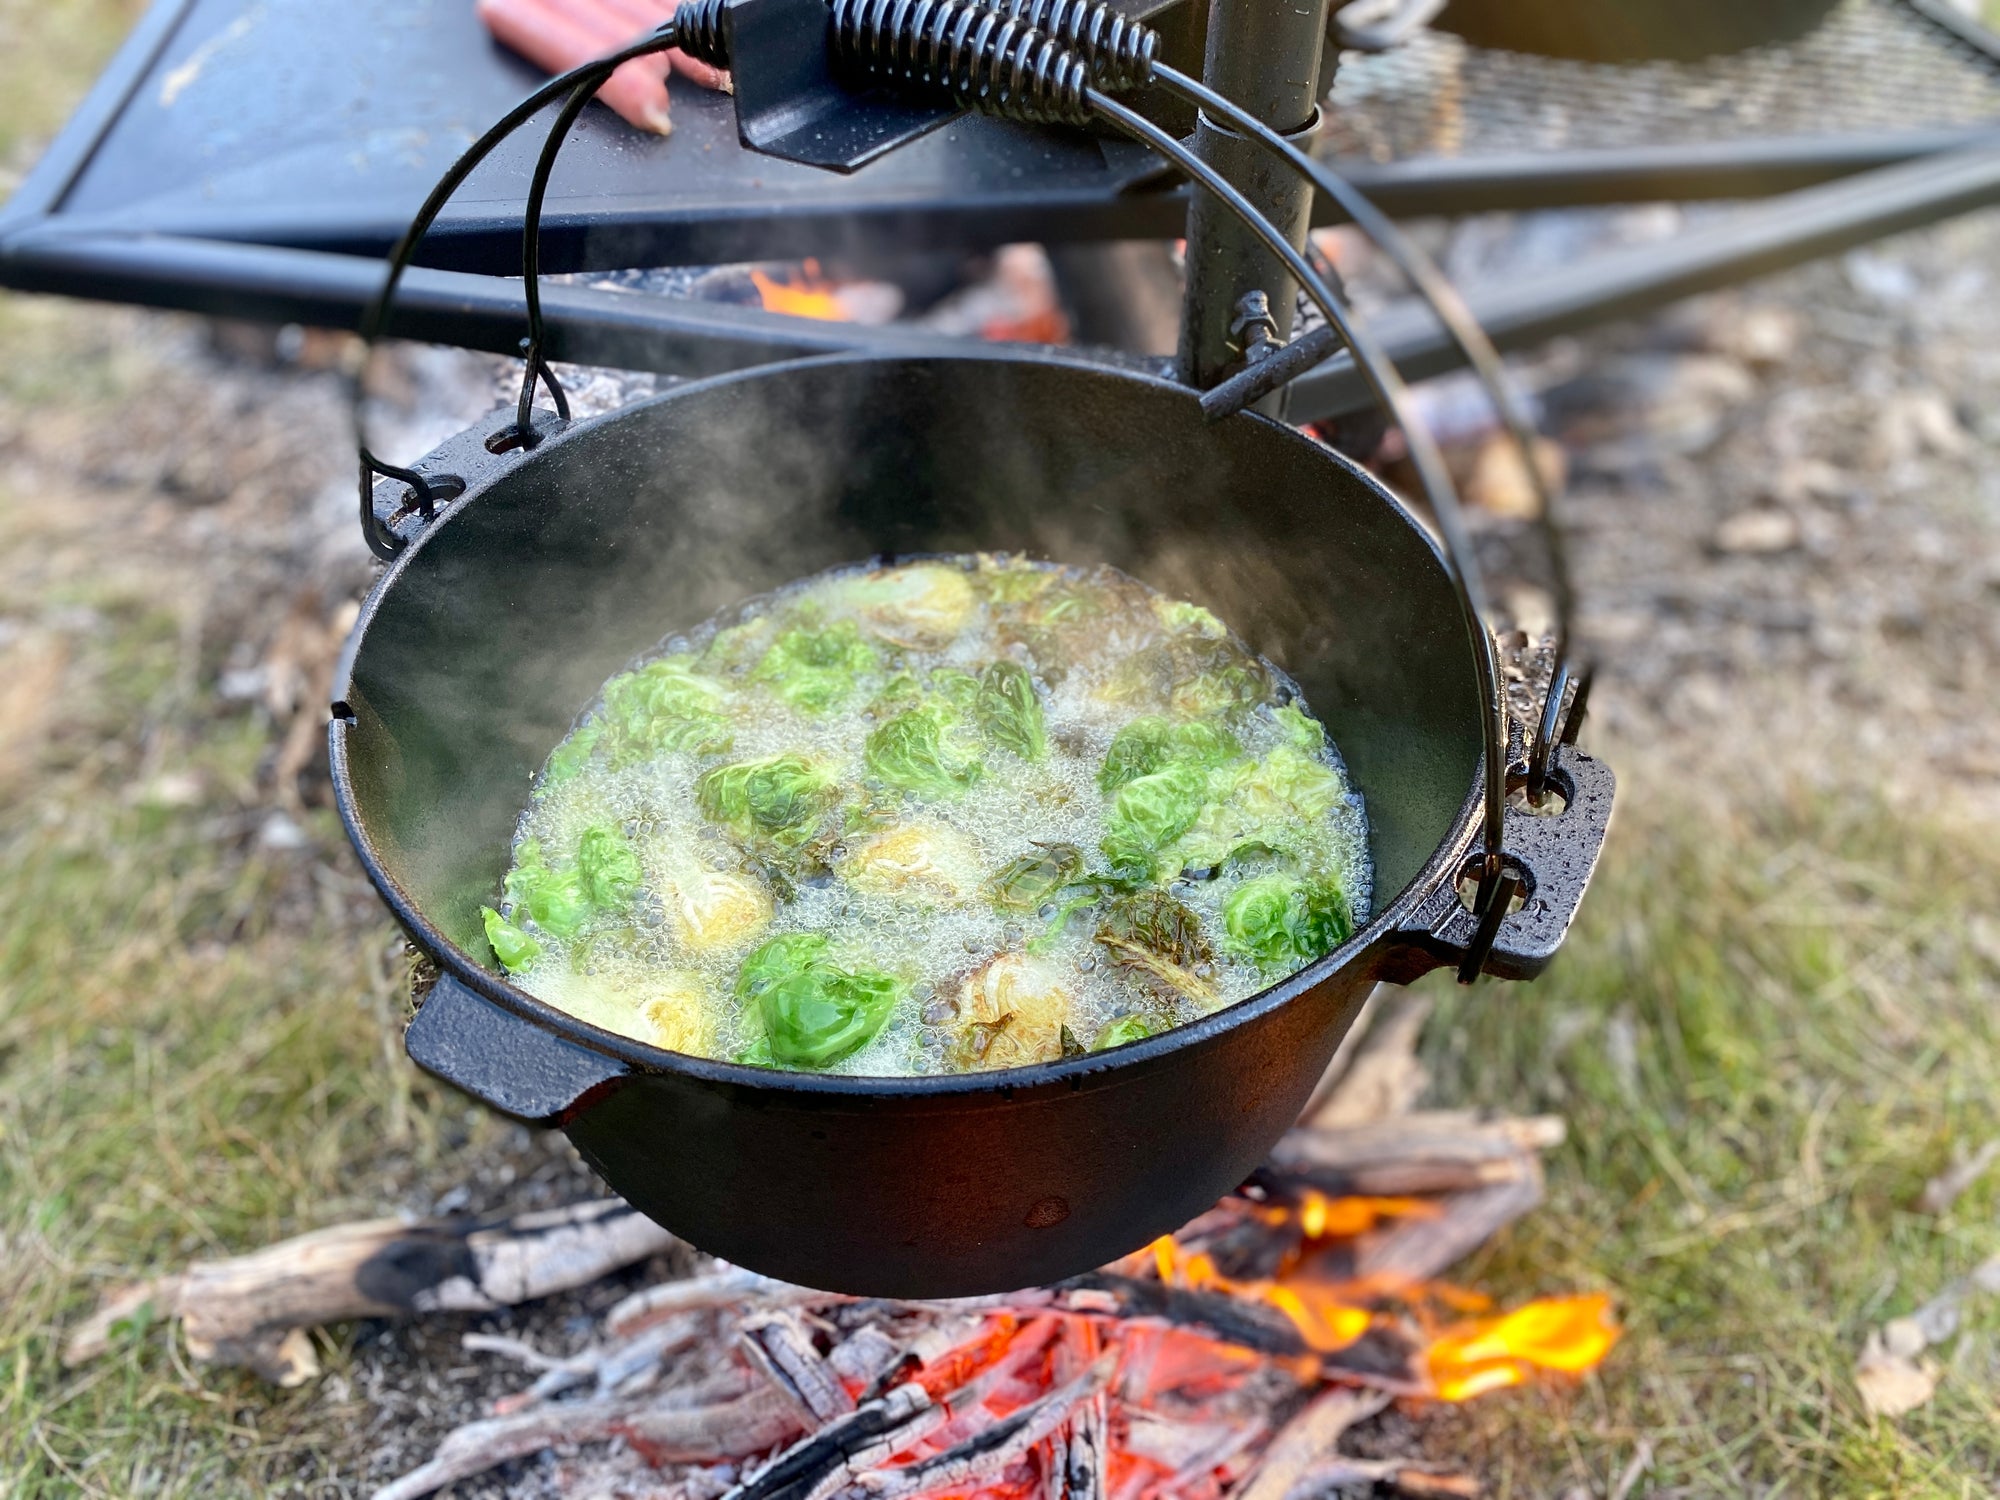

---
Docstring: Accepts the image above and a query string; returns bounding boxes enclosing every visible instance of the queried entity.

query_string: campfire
[66,995,1618,1498]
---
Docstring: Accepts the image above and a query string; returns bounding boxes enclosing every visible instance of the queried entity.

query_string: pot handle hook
[1377,744,1615,985]
[405,973,630,1125]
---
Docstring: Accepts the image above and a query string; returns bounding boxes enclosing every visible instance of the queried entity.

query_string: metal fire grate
[1320,0,2000,163]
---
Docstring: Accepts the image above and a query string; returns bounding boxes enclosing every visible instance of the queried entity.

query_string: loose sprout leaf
[542,721,606,790]
[1098,716,1241,793]
[696,753,839,848]
[735,933,903,1068]
[976,660,1047,762]
[1222,873,1352,971]
[865,703,983,799]
[1092,1013,1158,1051]
[1272,702,1327,751]
[1105,761,1210,856]
[751,620,880,712]
[482,905,541,971]
[839,563,976,649]
[1095,890,1216,1004]
[986,842,1084,911]
[600,657,734,761]
[503,838,588,939]
[577,826,642,911]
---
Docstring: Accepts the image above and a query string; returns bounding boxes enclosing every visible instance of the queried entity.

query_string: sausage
[476,0,675,134]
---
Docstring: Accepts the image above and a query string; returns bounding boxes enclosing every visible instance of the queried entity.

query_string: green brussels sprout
[1153,598,1227,639]
[839,563,976,649]
[1105,761,1211,857]
[1169,657,1273,720]
[1222,873,1352,971]
[482,905,541,971]
[503,837,587,938]
[696,753,839,848]
[986,842,1083,911]
[699,616,778,676]
[1098,716,1241,793]
[1095,890,1216,1004]
[577,825,642,911]
[541,721,606,790]
[974,660,1047,762]
[600,657,734,760]
[840,821,982,904]
[751,620,880,712]
[1271,702,1327,751]
[1230,745,1345,823]
[979,556,1059,606]
[865,703,983,799]
[733,932,904,1068]
[928,667,982,711]
[1092,1013,1158,1051]
[1171,745,1347,874]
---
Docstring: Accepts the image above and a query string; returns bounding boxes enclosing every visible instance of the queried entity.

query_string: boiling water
[492,555,1372,1077]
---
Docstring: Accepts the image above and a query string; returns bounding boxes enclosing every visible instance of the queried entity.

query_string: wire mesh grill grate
[1319,0,2000,162]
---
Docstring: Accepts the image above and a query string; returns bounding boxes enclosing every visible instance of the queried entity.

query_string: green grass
[1419,765,2000,1497]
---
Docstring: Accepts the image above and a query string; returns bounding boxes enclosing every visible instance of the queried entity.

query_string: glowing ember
[750,259,851,321]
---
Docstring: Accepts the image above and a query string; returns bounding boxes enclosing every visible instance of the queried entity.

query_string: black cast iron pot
[331,350,1611,1297]
[1436,0,1841,62]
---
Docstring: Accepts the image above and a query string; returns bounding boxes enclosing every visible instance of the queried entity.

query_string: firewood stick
[840,1353,1118,1500]
[1232,1388,1391,1500]
[724,1382,939,1500]
[744,1309,859,1423]
[65,1198,672,1384]
[609,1265,834,1337]
[1063,1392,1108,1500]
[1263,1114,1564,1197]
[1307,991,1434,1129]
[1352,1170,1546,1286]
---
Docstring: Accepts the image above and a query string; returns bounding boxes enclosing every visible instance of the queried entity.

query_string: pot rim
[332,347,1486,1102]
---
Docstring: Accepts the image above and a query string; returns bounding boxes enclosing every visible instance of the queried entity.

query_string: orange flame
[750,259,851,321]
[1426,1293,1622,1401]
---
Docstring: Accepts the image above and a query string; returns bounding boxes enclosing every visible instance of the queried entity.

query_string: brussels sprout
[699,616,778,676]
[1230,745,1345,822]
[751,620,880,712]
[668,867,773,951]
[1169,656,1273,720]
[734,933,904,1068]
[1095,890,1215,1004]
[577,825,643,911]
[1171,745,1346,874]
[865,704,983,799]
[482,905,541,971]
[1098,716,1241,793]
[634,973,716,1055]
[976,661,1047,762]
[840,563,976,649]
[1092,1013,1158,1051]
[542,721,606,790]
[696,753,839,848]
[598,657,735,761]
[503,837,587,938]
[1153,598,1227,639]
[986,842,1083,911]
[841,821,982,903]
[1104,761,1211,859]
[1221,873,1351,971]
[951,953,1073,1069]
[979,556,1058,606]
[1271,702,1327,751]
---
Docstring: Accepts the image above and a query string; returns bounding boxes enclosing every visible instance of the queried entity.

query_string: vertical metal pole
[1177,0,1334,398]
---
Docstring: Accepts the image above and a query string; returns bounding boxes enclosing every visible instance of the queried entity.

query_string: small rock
[1713,508,1801,554]
[1464,432,1567,520]
[134,771,205,809]
[1705,303,1803,369]
[1845,249,1919,304]
[257,812,309,851]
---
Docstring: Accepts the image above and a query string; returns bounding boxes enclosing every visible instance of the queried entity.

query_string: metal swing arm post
[1177,0,1336,397]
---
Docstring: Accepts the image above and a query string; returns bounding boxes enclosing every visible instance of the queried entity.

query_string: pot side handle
[1376,744,1615,984]
[405,972,629,1125]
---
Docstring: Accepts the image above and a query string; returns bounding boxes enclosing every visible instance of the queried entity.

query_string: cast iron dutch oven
[1435,0,1841,62]
[332,349,1612,1297]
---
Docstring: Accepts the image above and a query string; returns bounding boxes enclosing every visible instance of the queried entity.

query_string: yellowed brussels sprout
[668,867,774,952]
[840,563,975,649]
[635,973,717,1054]
[953,953,1073,1069]
[840,821,982,903]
